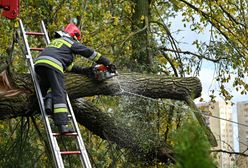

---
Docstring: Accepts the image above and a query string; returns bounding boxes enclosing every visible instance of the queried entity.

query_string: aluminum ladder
[18,19,92,168]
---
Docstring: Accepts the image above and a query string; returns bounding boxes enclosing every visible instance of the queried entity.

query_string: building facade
[237,101,248,153]
[236,101,248,167]
[198,101,234,168]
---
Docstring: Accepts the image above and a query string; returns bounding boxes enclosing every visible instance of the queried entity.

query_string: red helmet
[64,23,81,40]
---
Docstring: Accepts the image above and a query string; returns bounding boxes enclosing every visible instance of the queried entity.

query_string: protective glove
[95,55,111,66]
[83,67,95,78]
[107,64,117,73]
[71,66,94,78]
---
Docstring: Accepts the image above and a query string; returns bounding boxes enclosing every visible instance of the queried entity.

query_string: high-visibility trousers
[35,65,69,125]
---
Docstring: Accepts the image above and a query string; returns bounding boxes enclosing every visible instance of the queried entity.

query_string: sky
[168,13,248,152]
[168,13,248,103]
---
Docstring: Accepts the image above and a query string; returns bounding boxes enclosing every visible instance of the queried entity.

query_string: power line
[204,113,248,128]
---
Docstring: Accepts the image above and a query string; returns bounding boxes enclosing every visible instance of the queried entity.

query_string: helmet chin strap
[73,36,79,42]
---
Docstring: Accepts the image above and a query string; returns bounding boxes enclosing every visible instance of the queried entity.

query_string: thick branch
[73,99,175,162]
[159,47,226,62]
[185,97,217,147]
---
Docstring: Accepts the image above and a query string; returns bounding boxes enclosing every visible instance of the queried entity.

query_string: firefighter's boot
[58,125,74,134]
[44,95,53,115]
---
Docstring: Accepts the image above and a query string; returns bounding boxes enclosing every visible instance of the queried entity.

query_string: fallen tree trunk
[66,73,202,100]
[0,70,209,162]
[0,72,202,119]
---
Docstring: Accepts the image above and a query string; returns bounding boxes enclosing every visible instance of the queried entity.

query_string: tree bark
[131,0,151,69]
[67,73,202,100]
[0,72,202,119]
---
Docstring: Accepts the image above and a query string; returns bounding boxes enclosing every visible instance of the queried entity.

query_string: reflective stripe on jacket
[35,56,64,73]
[34,35,103,72]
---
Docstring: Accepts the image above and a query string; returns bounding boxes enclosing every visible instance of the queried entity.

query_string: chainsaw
[92,64,118,81]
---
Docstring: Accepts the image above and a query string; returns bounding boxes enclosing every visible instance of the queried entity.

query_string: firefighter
[34,23,116,133]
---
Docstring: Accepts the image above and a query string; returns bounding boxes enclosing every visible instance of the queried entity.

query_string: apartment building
[237,101,248,153]
[236,101,248,167]
[198,101,234,168]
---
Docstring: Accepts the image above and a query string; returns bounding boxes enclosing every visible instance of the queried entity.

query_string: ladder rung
[30,48,44,51]
[60,151,81,155]
[53,132,78,137]
[26,32,45,36]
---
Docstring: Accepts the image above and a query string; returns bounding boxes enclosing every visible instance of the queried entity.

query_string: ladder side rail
[18,19,32,58]
[66,95,92,168]
[19,19,64,168]
[41,20,50,45]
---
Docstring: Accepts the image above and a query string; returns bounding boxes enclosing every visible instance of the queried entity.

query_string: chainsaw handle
[107,64,117,73]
